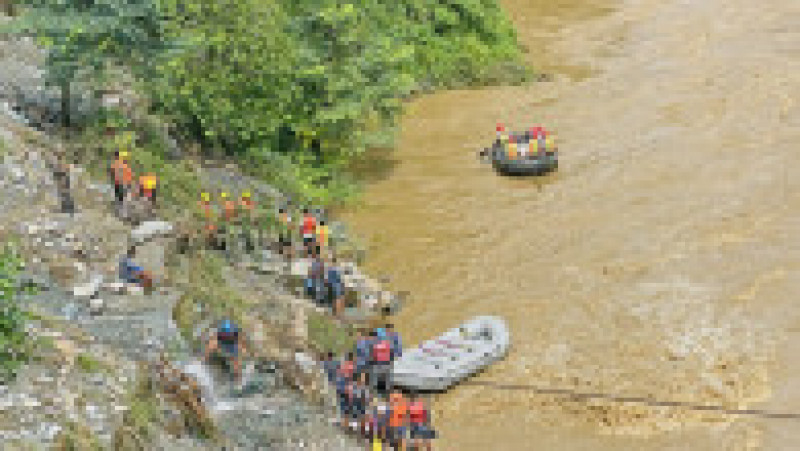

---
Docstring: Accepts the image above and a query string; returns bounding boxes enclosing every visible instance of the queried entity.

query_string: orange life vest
[222,200,237,221]
[389,399,408,428]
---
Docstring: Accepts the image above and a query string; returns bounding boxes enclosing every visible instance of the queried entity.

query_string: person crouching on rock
[204,319,248,383]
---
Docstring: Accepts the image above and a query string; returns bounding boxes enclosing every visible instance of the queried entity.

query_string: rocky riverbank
[0,26,395,450]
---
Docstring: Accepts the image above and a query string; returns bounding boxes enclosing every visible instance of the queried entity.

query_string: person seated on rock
[204,319,248,383]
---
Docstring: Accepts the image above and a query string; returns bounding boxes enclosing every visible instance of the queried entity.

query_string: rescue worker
[370,329,393,393]
[326,256,346,317]
[110,150,133,207]
[409,395,434,451]
[507,135,518,159]
[353,372,373,436]
[388,390,409,451]
[219,192,237,257]
[322,351,339,385]
[385,323,402,359]
[277,206,293,259]
[336,352,356,426]
[305,252,326,304]
[198,192,217,249]
[204,319,248,383]
[239,191,256,253]
[138,173,157,211]
[316,219,330,256]
[354,328,373,376]
[301,208,317,257]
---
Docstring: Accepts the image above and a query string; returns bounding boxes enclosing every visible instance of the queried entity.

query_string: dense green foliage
[7,0,171,127]
[8,0,529,205]
[0,242,29,381]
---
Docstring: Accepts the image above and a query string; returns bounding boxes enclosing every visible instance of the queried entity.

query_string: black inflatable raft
[481,141,558,176]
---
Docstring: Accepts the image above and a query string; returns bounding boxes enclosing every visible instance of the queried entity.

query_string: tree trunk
[60,81,71,129]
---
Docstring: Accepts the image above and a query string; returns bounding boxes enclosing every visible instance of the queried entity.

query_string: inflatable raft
[391,316,510,392]
[481,140,558,176]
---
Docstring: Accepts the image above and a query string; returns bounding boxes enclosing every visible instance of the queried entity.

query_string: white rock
[102,282,125,294]
[294,352,315,375]
[131,220,174,244]
[72,275,103,299]
[126,284,144,296]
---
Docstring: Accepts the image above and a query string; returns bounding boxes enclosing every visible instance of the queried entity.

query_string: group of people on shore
[321,325,436,450]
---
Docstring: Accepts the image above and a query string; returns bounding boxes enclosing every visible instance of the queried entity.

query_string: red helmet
[496,123,505,132]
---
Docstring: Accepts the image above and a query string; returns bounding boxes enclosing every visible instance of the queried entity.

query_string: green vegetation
[172,253,247,348]
[7,0,530,206]
[75,352,105,373]
[0,241,29,381]
[114,372,162,449]
[307,311,355,356]
[54,420,103,451]
[0,136,7,156]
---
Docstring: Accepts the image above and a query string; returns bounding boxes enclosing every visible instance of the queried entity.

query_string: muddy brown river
[342,0,800,449]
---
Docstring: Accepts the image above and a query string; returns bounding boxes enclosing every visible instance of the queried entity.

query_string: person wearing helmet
[204,319,248,382]
[198,192,217,249]
[239,191,256,253]
[219,192,237,257]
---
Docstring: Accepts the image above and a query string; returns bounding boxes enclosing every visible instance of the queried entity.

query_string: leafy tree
[4,0,171,127]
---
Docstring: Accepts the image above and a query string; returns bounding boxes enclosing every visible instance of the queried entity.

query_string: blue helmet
[219,319,236,334]
[375,328,387,339]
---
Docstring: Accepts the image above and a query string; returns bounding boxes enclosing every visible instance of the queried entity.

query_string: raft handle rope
[461,380,800,420]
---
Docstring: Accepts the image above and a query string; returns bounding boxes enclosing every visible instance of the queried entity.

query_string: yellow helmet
[119,151,129,159]
[201,192,210,202]
[242,191,251,199]
[221,192,229,199]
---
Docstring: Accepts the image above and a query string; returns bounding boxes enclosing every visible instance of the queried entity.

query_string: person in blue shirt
[326,257,345,315]
[354,328,373,376]
[204,319,248,383]
[385,323,402,360]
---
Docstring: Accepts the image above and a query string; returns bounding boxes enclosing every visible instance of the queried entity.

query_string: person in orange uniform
[316,219,330,256]
[138,173,158,210]
[110,151,133,207]
[300,208,317,257]
[507,134,518,159]
[239,191,256,253]
[198,192,217,248]
[219,192,237,256]
[388,390,409,451]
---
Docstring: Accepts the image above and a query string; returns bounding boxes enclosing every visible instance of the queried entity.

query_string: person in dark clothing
[385,323,403,360]
[354,329,373,376]
[322,351,339,384]
[305,254,326,304]
[326,256,345,316]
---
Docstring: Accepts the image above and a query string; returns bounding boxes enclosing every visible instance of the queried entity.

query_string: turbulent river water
[342,0,800,449]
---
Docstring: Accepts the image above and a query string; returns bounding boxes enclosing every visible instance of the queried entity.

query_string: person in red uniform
[300,208,317,257]
[408,394,435,451]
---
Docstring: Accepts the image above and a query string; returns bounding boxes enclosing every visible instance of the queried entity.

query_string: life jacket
[139,175,156,198]
[302,215,316,236]
[507,142,518,158]
[389,398,408,428]
[372,340,391,363]
[222,200,237,221]
[119,163,133,186]
[110,159,124,184]
[409,400,427,425]
[316,224,329,247]
[240,199,255,215]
